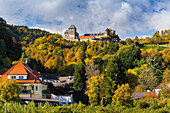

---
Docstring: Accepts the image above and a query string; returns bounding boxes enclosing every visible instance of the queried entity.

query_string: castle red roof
[79,36,94,39]
[79,35,111,39]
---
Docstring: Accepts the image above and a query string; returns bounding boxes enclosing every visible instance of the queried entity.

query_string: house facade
[1,61,51,99]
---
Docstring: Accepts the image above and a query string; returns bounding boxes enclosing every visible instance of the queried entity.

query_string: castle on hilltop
[64,25,119,42]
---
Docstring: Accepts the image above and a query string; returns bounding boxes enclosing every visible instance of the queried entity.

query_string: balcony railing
[42,90,51,95]
[20,90,31,94]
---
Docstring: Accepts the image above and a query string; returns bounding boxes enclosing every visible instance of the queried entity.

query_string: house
[155,83,170,95]
[0,61,51,99]
[131,92,149,99]
[51,76,74,105]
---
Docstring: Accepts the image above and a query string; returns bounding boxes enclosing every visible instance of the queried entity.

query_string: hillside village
[0,17,170,112]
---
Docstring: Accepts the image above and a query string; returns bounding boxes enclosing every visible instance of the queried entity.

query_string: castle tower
[104,28,110,36]
[64,25,79,40]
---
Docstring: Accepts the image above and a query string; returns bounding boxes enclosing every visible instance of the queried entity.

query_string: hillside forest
[0,17,170,109]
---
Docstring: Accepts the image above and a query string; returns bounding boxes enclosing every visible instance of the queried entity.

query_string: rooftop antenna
[25,58,28,64]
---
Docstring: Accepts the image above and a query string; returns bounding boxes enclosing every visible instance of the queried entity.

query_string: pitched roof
[8,65,28,75]
[132,92,149,99]
[156,84,163,89]
[79,36,95,39]
[69,25,76,29]
[1,61,44,84]
[79,35,111,39]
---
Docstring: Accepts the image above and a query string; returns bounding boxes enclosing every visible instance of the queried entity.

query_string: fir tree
[73,62,88,104]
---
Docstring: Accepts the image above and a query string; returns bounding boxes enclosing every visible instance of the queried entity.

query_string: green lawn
[141,44,170,51]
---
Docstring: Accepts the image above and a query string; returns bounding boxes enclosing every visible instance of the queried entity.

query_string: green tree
[126,38,133,45]
[0,78,21,102]
[73,63,88,104]
[146,52,164,82]
[119,45,141,69]
[103,56,126,98]
[2,56,11,68]
[138,64,159,90]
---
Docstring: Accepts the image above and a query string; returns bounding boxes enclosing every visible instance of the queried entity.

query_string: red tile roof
[20,97,60,102]
[79,36,94,39]
[1,61,41,83]
[8,66,27,75]
[79,35,111,39]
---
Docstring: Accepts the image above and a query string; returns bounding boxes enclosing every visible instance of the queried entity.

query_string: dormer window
[8,75,27,80]
[19,76,24,80]
[12,76,16,80]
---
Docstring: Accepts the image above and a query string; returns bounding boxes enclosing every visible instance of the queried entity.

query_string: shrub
[167,99,170,109]
[158,109,169,113]
[77,101,86,108]
[150,102,161,109]
[137,100,150,108]
[51,106,72,113]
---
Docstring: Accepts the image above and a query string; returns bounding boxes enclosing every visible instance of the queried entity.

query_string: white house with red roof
[0,61,51,99]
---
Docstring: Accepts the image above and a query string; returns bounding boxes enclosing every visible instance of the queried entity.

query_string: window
[19,76,23,79]
[32,86,34,90]
[36,86,38,91]
[12,76,16,80]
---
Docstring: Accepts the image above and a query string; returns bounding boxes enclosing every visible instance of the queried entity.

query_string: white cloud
[0,0,170,39]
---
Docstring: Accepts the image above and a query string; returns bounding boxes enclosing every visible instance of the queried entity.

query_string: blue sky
[0,0,170,39]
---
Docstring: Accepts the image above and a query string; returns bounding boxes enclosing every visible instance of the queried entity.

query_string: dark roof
[69,25,76,29]
[42,73,60,79]
[132,92,149,99]
[53,76,74,95]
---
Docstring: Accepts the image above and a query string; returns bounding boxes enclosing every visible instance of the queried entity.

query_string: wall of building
[20,83,47,98]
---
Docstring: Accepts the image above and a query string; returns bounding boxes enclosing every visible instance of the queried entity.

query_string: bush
[167,99,170,109]
[51,106,72,113]
[137,100,150,108]
[150,102,161,109]
[77,101,86,108]
[158,109,169,113]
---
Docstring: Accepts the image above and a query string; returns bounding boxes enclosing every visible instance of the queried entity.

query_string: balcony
[20,90,31,94]
[42,90,51,95]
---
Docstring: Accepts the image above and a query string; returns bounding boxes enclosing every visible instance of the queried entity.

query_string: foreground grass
[141,44,170,51]
[0,100,170,113]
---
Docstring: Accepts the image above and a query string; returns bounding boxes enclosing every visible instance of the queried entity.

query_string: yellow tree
[112,84,133,107]
[0,78,21,102]
[126,69,138,90]
[161,68,170,97]
[86,75,104,105]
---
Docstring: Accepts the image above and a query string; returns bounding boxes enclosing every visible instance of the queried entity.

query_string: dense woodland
[0,17,170,112]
